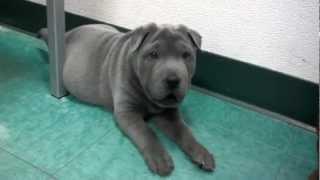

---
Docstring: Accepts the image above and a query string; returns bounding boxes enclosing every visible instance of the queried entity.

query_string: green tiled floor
[0,26,317,180]
[0,148,54,180]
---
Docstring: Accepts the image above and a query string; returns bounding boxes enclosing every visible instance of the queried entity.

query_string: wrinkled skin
[48,23,216,176]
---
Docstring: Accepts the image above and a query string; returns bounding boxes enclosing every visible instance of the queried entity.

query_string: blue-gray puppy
[40,23,215,176]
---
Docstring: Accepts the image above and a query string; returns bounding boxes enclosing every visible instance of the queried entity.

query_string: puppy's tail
[37,28,49,44]
[37,28,49,63]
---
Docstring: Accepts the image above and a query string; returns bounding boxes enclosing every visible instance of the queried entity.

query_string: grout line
[0,147,58,180]
[191,85,316,133]
[51,131,110,176]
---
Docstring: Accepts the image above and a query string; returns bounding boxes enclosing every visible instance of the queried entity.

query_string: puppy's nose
[166,75,180,89]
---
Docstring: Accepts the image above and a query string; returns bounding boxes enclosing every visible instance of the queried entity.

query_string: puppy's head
[129,23,201,108]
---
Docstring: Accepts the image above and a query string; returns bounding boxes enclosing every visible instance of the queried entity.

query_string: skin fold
[41,23,215,176]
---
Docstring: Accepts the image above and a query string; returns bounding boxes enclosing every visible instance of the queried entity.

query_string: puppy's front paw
[143,148,174,176]
[189,144,215,171]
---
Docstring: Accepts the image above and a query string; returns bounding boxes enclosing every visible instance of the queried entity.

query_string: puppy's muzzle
[165,75,180,90]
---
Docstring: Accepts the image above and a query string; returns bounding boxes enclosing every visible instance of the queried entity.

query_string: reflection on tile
[0,148,54,180]
[21,100,114,173]
[2,96,115,173]
[0,27,53,151]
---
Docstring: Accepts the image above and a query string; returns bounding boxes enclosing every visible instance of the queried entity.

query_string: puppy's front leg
[153,109,215,171]
[115,111,174,176]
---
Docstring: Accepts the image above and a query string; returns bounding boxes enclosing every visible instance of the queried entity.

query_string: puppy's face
[131,24,201,108]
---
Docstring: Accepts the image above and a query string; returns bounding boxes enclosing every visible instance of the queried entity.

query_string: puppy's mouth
[163,93,179,104]
[155,93,183,107]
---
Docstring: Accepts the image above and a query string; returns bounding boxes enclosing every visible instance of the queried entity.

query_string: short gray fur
[40,23,215,176]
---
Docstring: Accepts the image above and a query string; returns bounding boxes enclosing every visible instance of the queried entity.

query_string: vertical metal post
[46,0,67,98]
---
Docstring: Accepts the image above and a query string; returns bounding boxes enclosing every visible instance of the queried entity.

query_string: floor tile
[276,153,317,180]
[55,112,310,180]
[0,95,115,174]
[21,98,114,173]
[287,127,317,161]
[0,148,54,180]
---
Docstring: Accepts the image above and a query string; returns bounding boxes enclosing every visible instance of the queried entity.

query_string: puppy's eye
[149,51,159,59]
[182,52,191,59]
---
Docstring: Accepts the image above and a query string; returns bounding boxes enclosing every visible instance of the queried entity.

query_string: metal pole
[46,0,67,98]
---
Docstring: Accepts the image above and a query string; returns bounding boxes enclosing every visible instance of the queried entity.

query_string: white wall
[29,0,319,83]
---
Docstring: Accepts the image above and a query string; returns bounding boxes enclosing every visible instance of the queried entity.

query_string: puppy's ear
[187,29,202,49]
[129,23,157,52]
[178,25,202,49]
